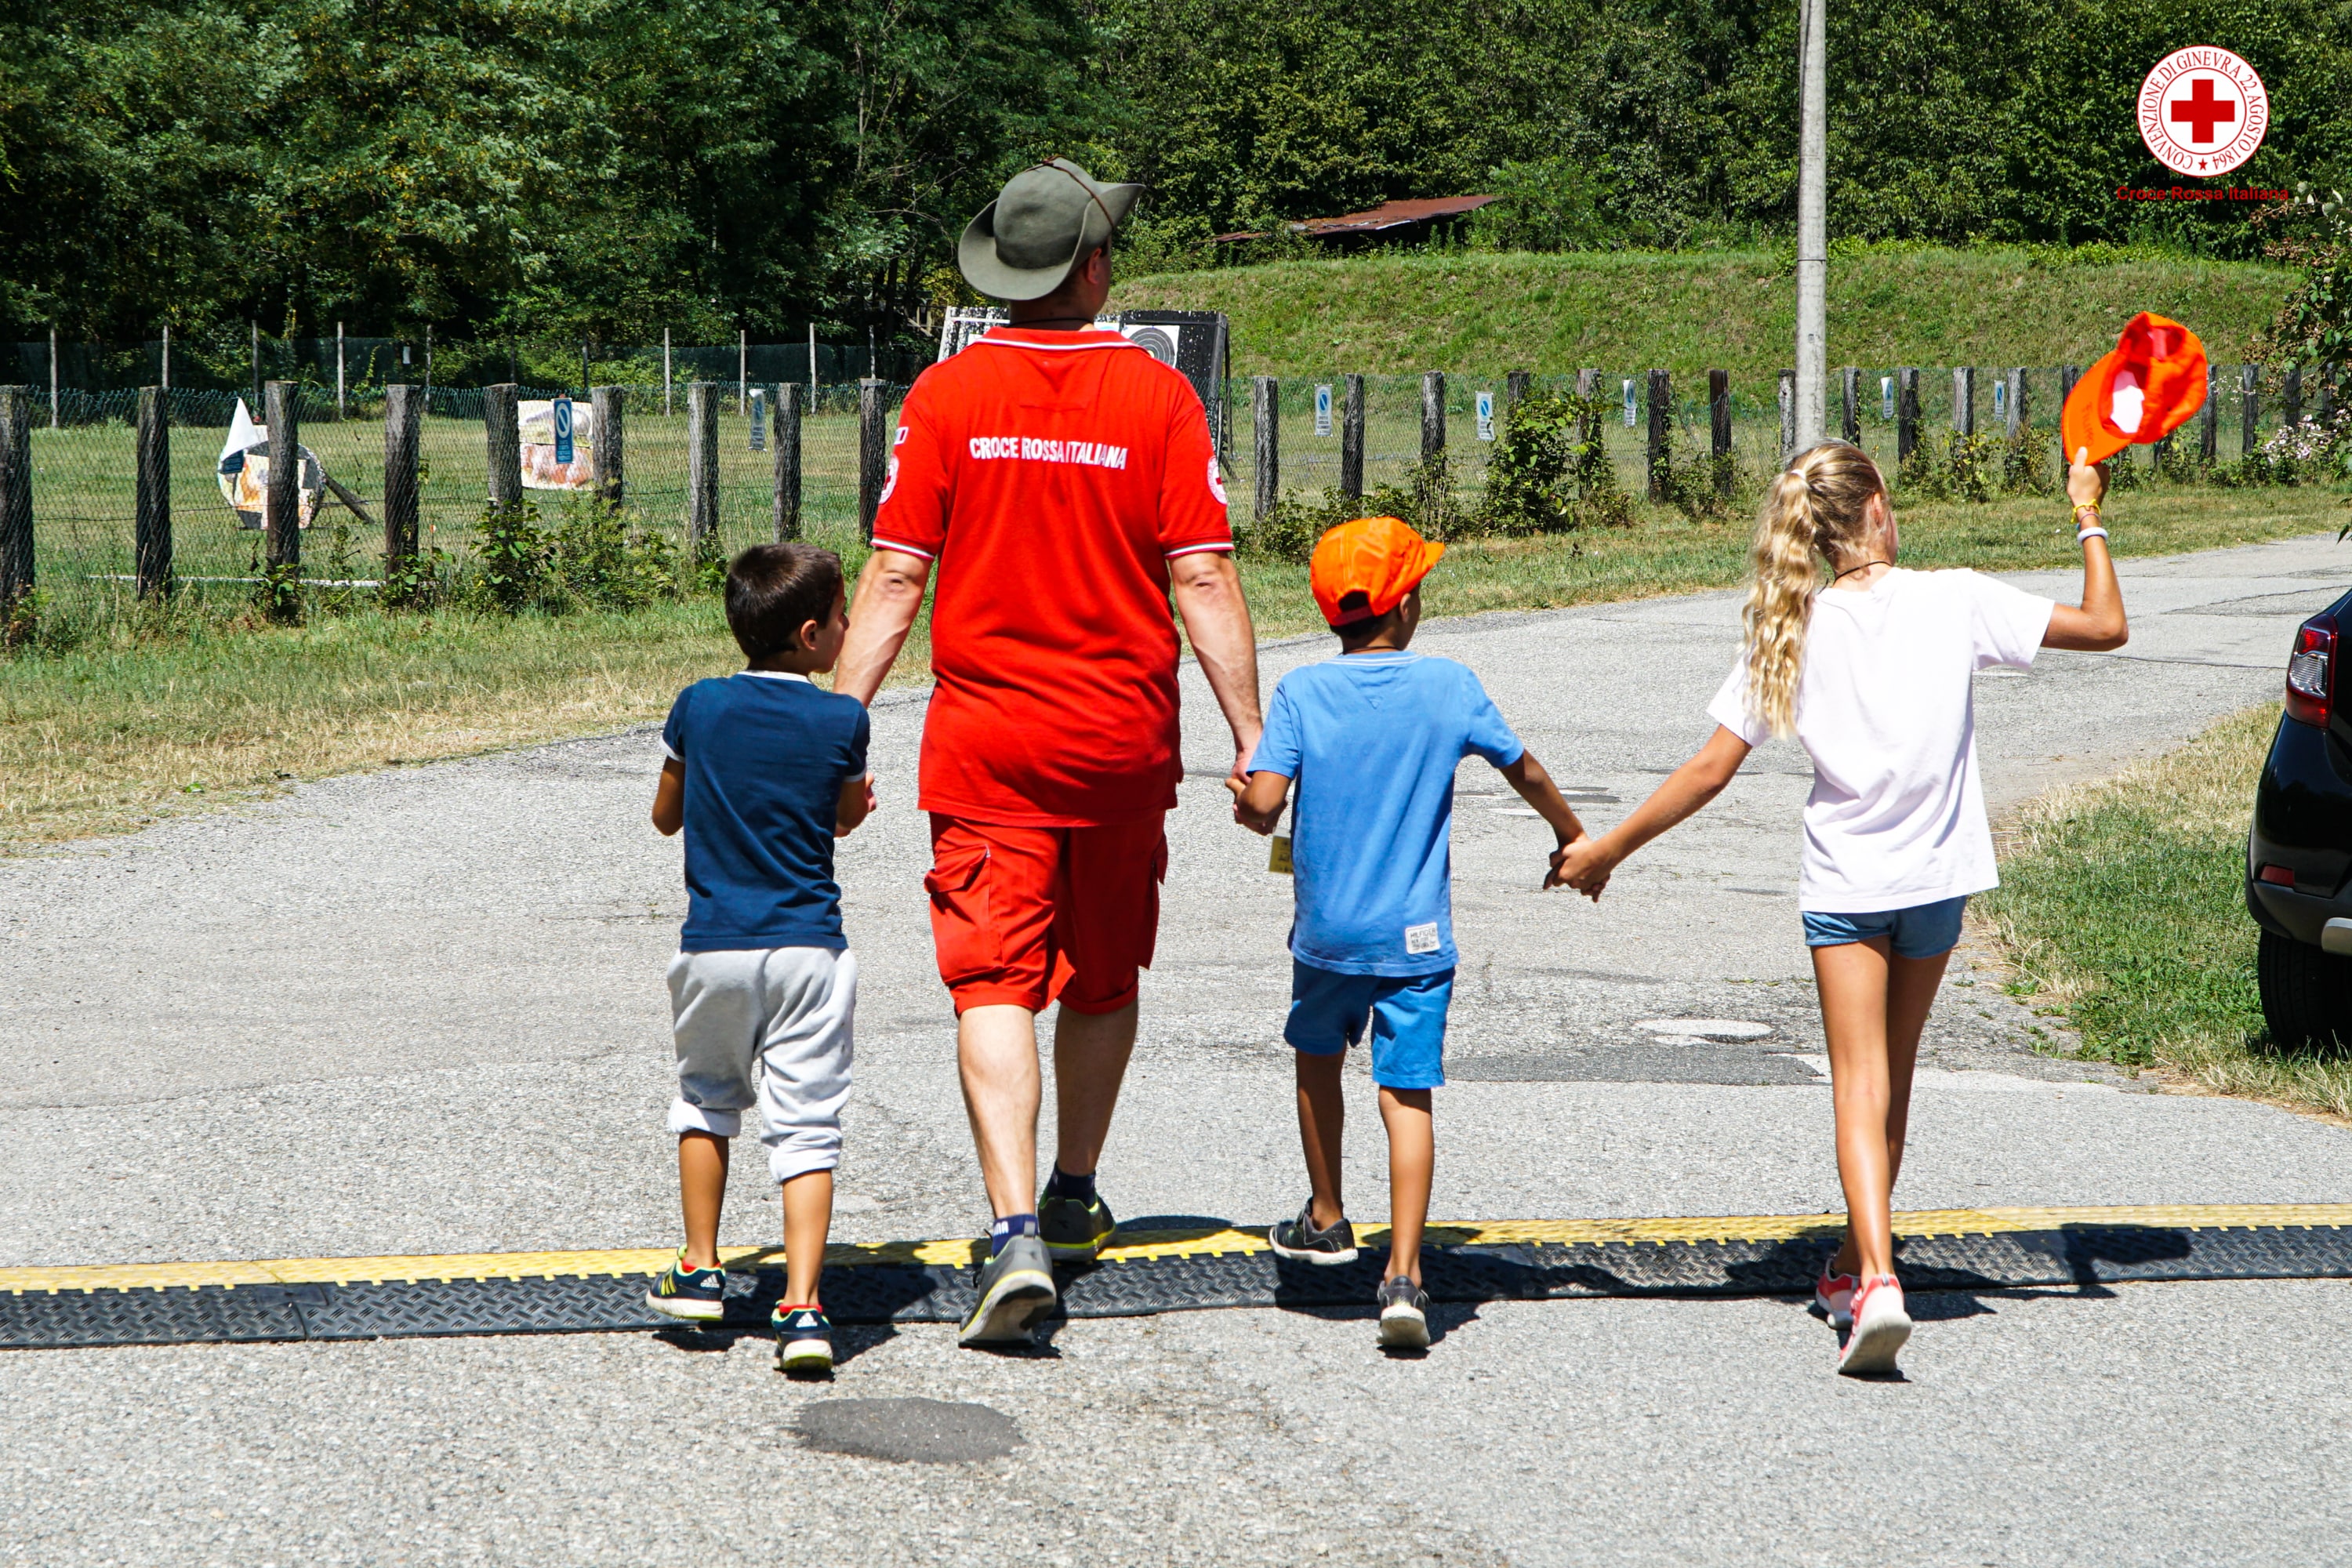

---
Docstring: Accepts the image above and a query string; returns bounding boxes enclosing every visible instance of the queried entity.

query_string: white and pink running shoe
[1838,1273,1912,1375]
[1813,1268,1857,1330]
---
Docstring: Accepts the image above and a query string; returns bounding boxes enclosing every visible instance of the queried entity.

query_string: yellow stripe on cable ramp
[6,1203,2349,1296]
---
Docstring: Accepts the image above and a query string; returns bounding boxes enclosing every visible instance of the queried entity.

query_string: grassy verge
[1111,247,2297,383]
[4,482,2344,850]
[1980,705,2352,1122]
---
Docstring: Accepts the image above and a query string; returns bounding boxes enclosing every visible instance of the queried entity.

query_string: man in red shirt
[836,160,1263,1347]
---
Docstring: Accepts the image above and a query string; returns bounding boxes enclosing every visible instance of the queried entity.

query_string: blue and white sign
[552,397,575,465]
[1476,390,1496,441]
[750,387,767,452]
[1622,379,1637,428]
[1992,380,2007,422]
[1315,384,1333,437]
[1880,376,1894,420]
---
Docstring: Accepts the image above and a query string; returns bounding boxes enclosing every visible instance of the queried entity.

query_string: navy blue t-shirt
[661,671,871,952]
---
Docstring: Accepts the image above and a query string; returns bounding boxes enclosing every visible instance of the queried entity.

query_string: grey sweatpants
[665,946,855,1184]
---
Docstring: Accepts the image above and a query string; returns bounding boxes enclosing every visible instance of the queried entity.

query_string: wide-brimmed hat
[2061,312,2208,466]
[1309,516,1446,627]
[959,159,1144,303]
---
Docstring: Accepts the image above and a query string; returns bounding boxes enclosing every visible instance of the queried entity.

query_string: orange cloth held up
[2060,313,2208,467]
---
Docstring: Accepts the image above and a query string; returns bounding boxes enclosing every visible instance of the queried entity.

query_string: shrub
[467,499,554,614]
[1475,389,1635,532]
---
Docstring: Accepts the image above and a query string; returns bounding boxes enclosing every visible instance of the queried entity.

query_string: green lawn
[1981,705,2352,1122]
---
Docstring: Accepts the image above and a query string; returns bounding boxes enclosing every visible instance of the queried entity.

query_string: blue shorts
[1801,895,1969,959]
[1284,962,1453,1090]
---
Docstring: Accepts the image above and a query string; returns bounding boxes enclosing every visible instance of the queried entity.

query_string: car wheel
[2255,928,2352,1052]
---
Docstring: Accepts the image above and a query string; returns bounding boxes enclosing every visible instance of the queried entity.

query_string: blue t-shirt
[661,671,871,953]
[1250,652,1523,976]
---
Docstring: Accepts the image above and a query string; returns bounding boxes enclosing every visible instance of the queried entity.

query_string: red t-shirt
[871,328,1233,826]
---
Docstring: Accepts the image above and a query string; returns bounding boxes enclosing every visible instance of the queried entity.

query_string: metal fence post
[1896,368,1920,465]
[1953,366,1976,437]
[1776,368,1795,466]
[0,387,32,613]
[136,387,171,600]
[591,385,624,507]
[1339,374,1365,499]
[692,381,722,555]
[1841,367,1860,445]
[1647,369,1671,499]
[1253,376,1280,522]
[263,380,301,574]
[49,329,60,430]
[2240,365,2259,459]
[775,383,803,542]
[484,383,521,508]
[385,384,420,568]
[1421,372,1446,463]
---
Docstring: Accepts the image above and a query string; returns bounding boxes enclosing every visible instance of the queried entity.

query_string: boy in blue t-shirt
[1229,516,1595,1349]
[644,543,874,1375]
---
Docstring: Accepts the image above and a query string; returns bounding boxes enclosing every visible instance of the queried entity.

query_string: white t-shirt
[1706,568,2055,913]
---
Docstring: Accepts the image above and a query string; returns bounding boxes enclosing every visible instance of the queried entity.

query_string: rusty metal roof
[1213,194,1497,243]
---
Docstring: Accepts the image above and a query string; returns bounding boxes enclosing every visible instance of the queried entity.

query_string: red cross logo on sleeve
[2169,76,2236,144]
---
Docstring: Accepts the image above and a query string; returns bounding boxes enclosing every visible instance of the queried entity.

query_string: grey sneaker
[1039,1191,1118,1261]
[1376,1275,1430,1350]
[959,1232,1058,1347]
[1267,1200,1359,1265]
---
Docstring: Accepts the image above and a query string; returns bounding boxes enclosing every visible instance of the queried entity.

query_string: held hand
[1548,835,1617,900]
[2066,456,2109,516]
[1226,775,1278,835]
[863,777,879,818]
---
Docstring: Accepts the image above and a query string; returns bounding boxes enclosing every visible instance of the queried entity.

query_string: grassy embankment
[7,481,2342,850]
[1112,247,2298,381]
[1983,706,2352,1122]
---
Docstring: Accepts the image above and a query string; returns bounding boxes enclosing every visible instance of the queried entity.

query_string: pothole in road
[1634,1018,1774,1041]
[793,1398,1023,1464]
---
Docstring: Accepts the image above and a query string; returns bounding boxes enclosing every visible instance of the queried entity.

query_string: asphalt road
[5,533,2349,1565]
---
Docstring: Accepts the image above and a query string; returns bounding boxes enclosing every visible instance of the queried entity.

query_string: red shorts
[923,812,1168,1015]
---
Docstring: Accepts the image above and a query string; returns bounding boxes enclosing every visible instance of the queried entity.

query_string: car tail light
[2285,613,2337,726]
[2259,863,2298,887]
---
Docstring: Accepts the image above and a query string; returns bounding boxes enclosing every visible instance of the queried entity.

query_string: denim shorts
[1801,895,1968,958]
[1283,961,1453,1090]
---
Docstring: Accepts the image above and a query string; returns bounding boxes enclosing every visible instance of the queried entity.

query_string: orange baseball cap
[2061,312,2208,467]
[1309,515,1445,626]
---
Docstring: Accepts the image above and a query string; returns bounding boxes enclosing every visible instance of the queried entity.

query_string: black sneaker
[774,1305,833,1375]
[1376,1275,1430,1350]
[958,1233,1058,1347]
[645,1249,726,1322]
[1267,1200,1359,1265]
[1039,1190,1118,1261]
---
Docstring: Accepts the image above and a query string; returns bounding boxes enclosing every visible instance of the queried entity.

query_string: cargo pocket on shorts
[924,843,1000,984]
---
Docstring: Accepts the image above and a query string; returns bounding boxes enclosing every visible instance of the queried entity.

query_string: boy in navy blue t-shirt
[644,543,873,1375]
[1230,517,1595,1349]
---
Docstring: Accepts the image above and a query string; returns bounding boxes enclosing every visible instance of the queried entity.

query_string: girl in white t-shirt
[1556,442,2125,1374]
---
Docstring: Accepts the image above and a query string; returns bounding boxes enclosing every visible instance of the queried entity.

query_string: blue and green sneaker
[775,1305,833,1374]
[645,1249,727,1322]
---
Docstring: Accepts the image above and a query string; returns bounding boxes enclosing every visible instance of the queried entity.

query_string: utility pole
[1793,0,1828,452]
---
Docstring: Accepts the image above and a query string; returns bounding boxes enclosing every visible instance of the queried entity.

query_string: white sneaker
[1814,1268,1857,1330]
[1838,1273,1912,1375]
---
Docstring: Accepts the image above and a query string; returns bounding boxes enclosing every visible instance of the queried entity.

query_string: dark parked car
[2246,593,2352,1048]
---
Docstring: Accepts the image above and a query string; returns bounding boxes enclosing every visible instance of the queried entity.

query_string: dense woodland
[3,0,2347,354]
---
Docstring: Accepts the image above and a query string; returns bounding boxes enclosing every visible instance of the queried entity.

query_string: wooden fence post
[384,384,420,569]
[1707,369,1731,461]
[264,380,301,574]
[693,381,722,555]
[484,383,521,508]
[2283,364,2303,428]
[2004,368,2027,441]
[0,387,32,614]
[136,386,171,600]
[591,385,625,508]
[2199,365,2218,464]
[1896,368,1920,465]
[2319,365,2338,428]
[1646,369,1671,500]
[1339,374,1365,499]
[1841,367,1860,445]
[1421,372,1446,463]
[775,383,803,541]
[1574,368,1599,448]
[1952,366,1976,437]
[855,379,887,543]
[1253,376,1279,522]
[2056,366,2079,465]
[1777,368,1795,465]
[2240,365,2259,459]
[1505,370,1531,420]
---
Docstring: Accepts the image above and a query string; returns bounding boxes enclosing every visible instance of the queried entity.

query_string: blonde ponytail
[1741,442,1888,737]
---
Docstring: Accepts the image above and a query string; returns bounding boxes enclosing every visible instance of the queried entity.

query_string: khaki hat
[959,159,1144,302]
